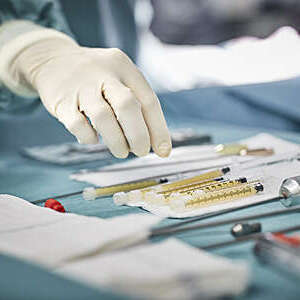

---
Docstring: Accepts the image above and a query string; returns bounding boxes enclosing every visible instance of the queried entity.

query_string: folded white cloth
[58,238,249,300]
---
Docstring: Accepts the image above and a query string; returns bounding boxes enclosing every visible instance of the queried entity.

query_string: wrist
[0,22,77,98]
[17,38,80,90]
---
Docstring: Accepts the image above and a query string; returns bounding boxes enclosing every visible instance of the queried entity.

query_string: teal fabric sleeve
[0,0,72,34]
[0,0,73,113]
[60,0,138,60]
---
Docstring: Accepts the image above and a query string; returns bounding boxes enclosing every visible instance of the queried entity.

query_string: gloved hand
[12,32,172,158]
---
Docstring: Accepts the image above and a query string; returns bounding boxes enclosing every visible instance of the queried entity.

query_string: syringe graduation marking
[161,177,247,198]
[171,183,264,210]
[159,167,230,191]
[185,183,263,207]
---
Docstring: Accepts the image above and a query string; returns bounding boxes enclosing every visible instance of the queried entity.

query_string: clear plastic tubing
[83,179,164,201]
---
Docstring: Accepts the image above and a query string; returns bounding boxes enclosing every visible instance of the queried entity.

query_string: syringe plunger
[82,187,97,201]
[113,192,128,206]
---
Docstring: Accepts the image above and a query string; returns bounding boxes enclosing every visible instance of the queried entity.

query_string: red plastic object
[272,233,300,247]
[44,199,66,213]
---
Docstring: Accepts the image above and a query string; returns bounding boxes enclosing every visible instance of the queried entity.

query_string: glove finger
[55,98,98,144]
[120,61,172,157]
[78,85,129,158]
[102,78,151,157]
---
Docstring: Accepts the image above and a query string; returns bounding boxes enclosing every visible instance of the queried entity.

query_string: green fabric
[0,0,72,32]
[0,0,73,113]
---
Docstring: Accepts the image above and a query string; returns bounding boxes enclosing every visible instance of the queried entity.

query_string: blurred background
[59,0,300,93]
[134,0,300,92]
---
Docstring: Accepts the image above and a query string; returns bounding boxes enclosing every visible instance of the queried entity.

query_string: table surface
[1,81,300,300]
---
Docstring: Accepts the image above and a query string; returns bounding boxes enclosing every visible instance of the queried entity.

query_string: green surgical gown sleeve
[0,0,73,113]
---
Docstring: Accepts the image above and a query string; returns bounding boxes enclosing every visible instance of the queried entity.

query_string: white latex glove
[9,31,172,158]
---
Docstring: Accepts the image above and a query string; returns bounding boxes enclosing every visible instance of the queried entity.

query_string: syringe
[160,177,248,197]
[170,182,264,211]
[126,177,224,204]
[161,167,229,189]
[32,177,168,204]
[142,177,248,205]
[82,178,168,201]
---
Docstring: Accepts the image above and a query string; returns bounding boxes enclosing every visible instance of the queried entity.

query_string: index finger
[120,61,172,157]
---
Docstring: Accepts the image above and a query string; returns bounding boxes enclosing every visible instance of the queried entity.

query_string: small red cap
[44,199,66,213]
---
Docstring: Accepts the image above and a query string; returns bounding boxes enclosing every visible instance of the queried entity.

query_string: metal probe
[201,224,300,250]
[150,203,300,237]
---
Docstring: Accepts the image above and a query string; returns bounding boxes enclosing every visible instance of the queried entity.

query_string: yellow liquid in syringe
[161,177,247,198]
[146,177,248,205]
[170,183,264,211]
[159,167,230,192]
